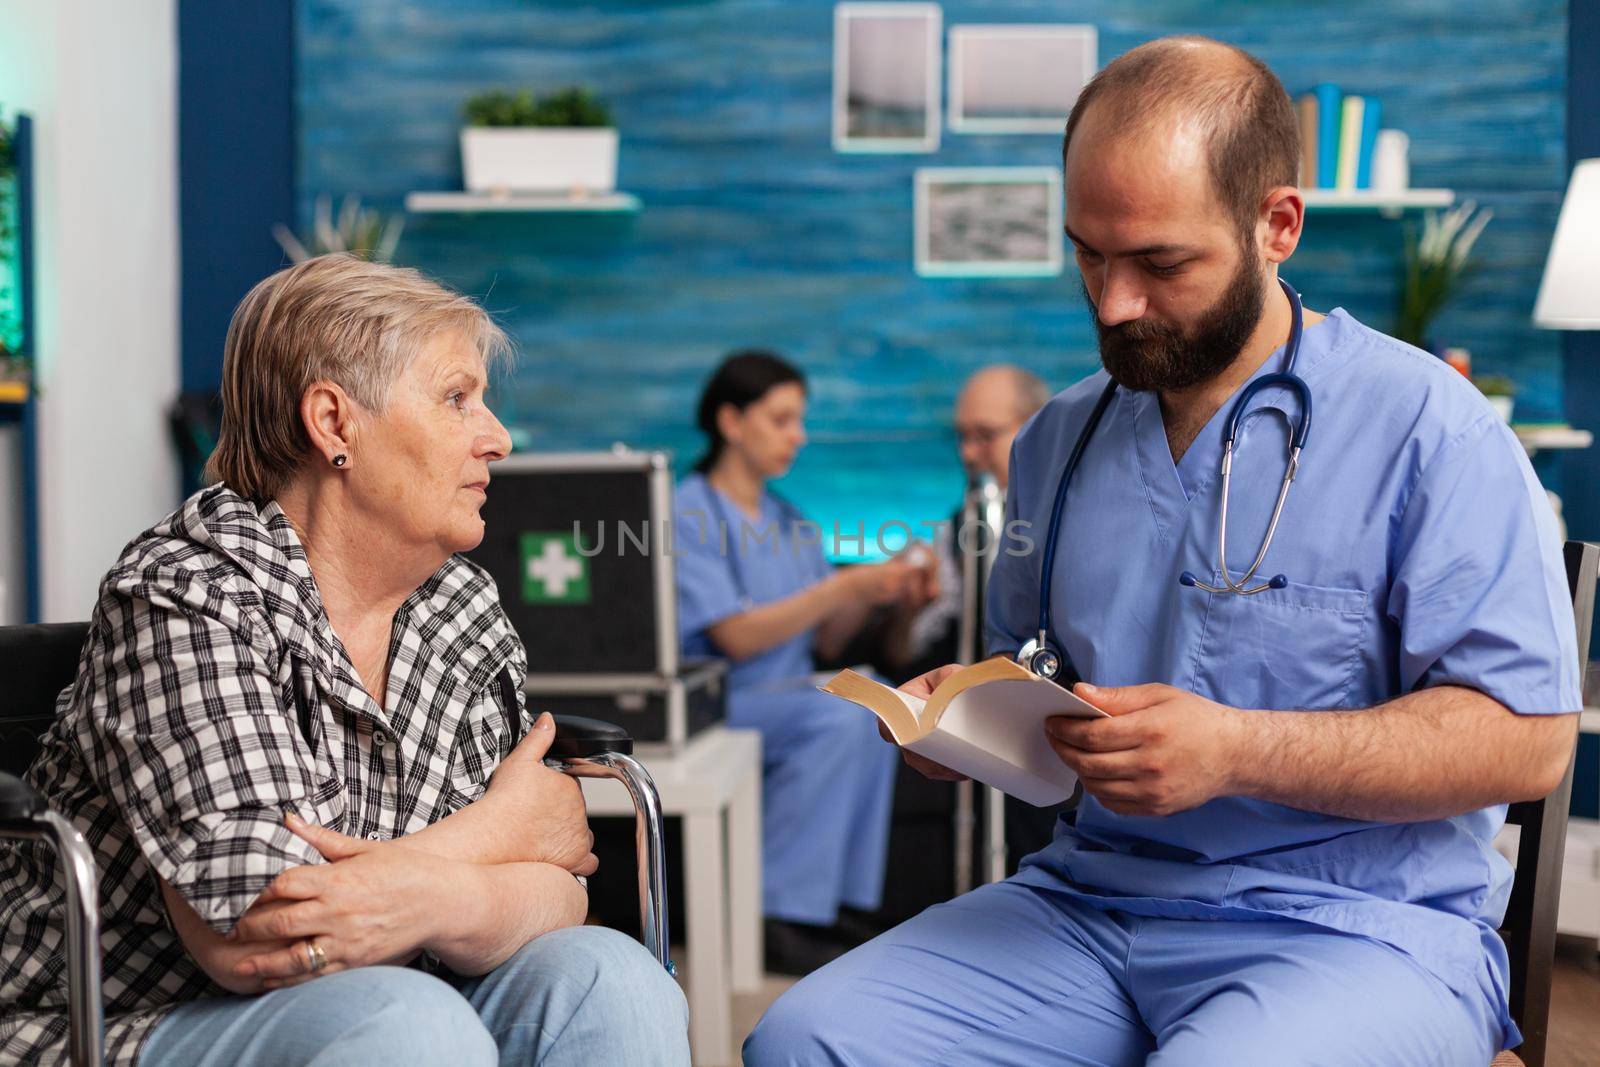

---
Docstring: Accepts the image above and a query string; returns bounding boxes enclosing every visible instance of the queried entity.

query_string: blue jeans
[142,926,689,1066]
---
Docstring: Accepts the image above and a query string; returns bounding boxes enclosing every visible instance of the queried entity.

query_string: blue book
[1356,97,1382,190]
[1314,83,1341,189]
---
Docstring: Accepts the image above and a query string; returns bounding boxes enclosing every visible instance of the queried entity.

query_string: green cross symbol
[520,532,590,605]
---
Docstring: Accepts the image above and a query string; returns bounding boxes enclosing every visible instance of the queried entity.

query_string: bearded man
[746,35,1578,1067]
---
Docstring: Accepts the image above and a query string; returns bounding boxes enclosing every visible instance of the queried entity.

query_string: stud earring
[332,453,348,468]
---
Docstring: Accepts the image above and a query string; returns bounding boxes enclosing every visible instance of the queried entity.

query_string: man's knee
[329,967,497,1066]
[744,964,849,1065]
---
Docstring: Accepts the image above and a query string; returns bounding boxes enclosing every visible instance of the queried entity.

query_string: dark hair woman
[672,350,932,972]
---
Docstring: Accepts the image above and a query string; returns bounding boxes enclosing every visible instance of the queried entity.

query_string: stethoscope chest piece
[1017,634,1061,680]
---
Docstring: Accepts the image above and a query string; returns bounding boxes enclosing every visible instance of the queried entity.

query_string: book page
[923,656,1102,728]
[905,729,1077,807]
[933,678,1103,803]
[819,669,928,743]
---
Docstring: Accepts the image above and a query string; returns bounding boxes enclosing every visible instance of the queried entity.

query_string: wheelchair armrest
[549,715,634,759]
[0,771,47,826]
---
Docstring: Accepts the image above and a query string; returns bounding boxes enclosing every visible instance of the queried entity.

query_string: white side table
[578,726,762,1067]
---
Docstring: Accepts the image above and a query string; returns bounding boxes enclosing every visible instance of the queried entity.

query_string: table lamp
[1535,157,1600,329]
[1535,158,1600,548]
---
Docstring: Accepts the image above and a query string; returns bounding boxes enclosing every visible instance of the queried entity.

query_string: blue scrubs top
[674,473,831,690]
[987,307,1580,1046]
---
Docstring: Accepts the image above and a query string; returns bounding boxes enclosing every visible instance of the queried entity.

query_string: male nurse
[747,34,1579,1066]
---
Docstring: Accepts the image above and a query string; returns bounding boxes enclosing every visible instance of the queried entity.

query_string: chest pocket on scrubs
[1189,576,1368,711]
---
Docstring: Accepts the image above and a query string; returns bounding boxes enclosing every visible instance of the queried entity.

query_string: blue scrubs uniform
[748,308,1580,1064]
[674,473,899,926]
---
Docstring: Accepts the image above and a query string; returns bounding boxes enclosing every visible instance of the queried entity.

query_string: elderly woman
[0,255,689,1066]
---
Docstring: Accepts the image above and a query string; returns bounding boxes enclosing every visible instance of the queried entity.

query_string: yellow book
[0,379,28,404]
[821,656,1107,806]
[1336,95,1365,192]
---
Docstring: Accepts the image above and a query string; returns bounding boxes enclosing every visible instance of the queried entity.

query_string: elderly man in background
[884,364,1050,679]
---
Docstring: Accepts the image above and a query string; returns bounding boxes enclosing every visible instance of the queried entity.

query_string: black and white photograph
[915,167,1064,276]
[948,24,1097,134]
[833,3,942,152]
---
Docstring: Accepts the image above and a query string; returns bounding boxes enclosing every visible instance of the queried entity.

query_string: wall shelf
[1301,188,1454,217]
[405,190,641,214]
[1514,423,1594,457]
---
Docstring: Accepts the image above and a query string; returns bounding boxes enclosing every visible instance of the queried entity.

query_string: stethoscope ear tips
[1178,570,1288,592]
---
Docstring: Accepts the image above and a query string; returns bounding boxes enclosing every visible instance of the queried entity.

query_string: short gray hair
[208,254,511,501]
[965,365,1051,424]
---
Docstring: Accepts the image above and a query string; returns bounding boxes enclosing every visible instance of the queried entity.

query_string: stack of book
[1296,84,1382,192]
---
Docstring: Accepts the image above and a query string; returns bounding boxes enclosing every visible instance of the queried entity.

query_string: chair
[0,621,671,1067]
[1487,538,1598,1067]
[0,747,101,1067]
[544,715,671,972]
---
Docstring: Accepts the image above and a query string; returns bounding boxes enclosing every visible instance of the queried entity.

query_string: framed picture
[914,167,1063,278]
[833,3,942,153]
[948,25,1097,134]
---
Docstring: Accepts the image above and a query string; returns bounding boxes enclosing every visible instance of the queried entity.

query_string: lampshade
[1534,158,1600,330]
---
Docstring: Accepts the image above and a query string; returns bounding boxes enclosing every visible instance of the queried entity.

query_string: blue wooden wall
[295,0,1567,553]
[181,0,295,395]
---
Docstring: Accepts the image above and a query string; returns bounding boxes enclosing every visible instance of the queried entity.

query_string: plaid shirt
[0,486,526,1065]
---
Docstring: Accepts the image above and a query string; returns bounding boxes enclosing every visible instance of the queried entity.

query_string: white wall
[0,1,180,621]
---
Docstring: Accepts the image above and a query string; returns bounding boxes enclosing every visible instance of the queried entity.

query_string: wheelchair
[0,621,671,1067]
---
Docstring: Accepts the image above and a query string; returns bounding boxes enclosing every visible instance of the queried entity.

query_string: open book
[821,657,1107,807]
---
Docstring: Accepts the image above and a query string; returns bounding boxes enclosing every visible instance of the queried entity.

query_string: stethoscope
[1016,277,1314,681]
[703,481,804,611]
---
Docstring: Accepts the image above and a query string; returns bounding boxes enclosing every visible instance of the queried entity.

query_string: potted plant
[273,194,404,263]
[1395,200,1492,350]
[1472,374,1516,423]
[460,87,617,196]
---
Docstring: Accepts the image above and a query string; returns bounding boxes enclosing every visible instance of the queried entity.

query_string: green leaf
[463,86,611,127]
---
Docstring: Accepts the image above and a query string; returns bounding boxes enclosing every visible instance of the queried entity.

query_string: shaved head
[1063,36,1299,241]
[955,365,1049,488]
[959,365,1050,425]
[1060,36,1305,396]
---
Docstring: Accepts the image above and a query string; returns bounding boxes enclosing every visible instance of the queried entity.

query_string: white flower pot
[459,127,619,194]
[1485,394,1514,423]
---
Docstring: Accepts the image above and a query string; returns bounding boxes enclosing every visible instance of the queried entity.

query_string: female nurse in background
[674,350,932,971]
